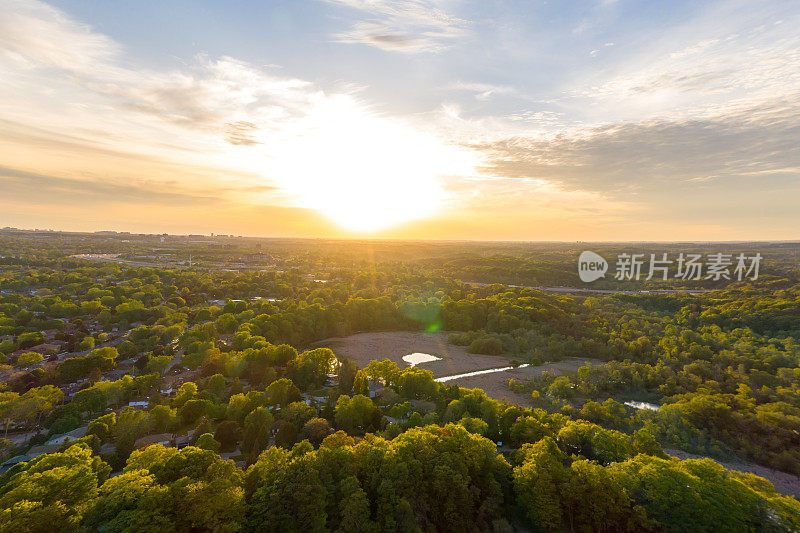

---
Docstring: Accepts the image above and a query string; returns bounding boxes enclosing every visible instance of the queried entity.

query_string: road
[462,281,711,296]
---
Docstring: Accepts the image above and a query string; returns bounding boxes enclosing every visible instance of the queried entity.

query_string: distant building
[134,433,173,449]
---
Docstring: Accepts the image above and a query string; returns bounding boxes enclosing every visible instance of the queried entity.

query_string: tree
[0,444,109,531]
[179,399,214,426]
[282,401,316,428]
[173,382,197,408]
[117,340,137,358]
[302,417,333,447]
[266,378,300,407]
[247,459,327,532]
[334,394,378,434]
[226,393,251,424]
[548,376,575,398]
[202,373,227,400]
[509,415,548,447]
[274,420,298,449]
[290,348,337,390]
[87,413,117,443]
[145,355,172,376]
[457,416,489,436]
[148,405,176,434]
[0,391,20,437]
[561,459,646,532]
[242,407,274,464]
[338,476,374,533]
[83,469,158,531]
[214,420,241,452]
[195,432,221,452]
[1,385,64,436]
[114,407,149,457]
[78,336,95,351]
[353,370,369,396]
[16,352,43,367]
[364,359,400,387]
[97,445,245,531]
[320,430,354,449]
[514,437,568,530]
[338,359,357,394]
[398,367,437,400]
[557,421,634,465]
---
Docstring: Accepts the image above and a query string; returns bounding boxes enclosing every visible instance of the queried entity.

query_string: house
[99,443,117,455]
[300,393,329,407]
[104,368,128,381]
[41,329,60,340]
[27,444,61,457]
[219,449,241,461]
[134,433,173,449]
[25,343,62,355]
[45,425,87,446]
[367,378,384,399]
[174,430,196,449]
[0,454,33,474]
[128,400,149,409]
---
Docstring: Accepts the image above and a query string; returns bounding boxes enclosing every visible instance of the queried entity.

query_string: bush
[195,432,221,452]
[468,335,504,355]
[16,352,43,367]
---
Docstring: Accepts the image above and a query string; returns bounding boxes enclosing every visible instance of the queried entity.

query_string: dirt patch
[664,448,800,500]
[318,331,514,376]
[317,332,601,407]
[439,358,599,407]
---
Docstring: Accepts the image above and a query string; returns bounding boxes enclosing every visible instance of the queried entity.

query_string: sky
[1,0,798,241]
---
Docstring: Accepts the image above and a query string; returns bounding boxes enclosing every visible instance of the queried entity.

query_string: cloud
[566,3,800,122]
[225,121,261,146]
[451,81,515,101]
[475,97,800,198]
[465,96,800,238]
[0,0,118,72]
[324,0,469,52]
[0,166,226,206]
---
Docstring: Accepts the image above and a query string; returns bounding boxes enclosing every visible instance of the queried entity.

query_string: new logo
[578,251,608,282]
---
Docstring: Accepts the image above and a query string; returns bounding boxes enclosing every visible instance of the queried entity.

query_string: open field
[317,331,599,406]
[439,357,600,406]
[317,331,513,377]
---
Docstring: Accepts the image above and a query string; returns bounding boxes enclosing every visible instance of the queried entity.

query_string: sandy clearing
[438,357,600,407]
[317,331,517,376]
[316,331,600,407]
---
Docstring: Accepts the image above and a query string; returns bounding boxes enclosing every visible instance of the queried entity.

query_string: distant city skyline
[1,0,799,240]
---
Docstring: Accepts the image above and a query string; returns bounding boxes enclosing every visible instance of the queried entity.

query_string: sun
[257,94,478,232]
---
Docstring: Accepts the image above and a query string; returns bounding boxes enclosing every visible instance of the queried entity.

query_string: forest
[0,230,799,532]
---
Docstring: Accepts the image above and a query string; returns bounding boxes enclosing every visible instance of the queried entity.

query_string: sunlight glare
[260,94,478,232]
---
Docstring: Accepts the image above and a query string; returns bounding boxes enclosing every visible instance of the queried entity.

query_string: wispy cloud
[474,97,800,210]
[0,0,118,72]
[565,2,800,123]
[324,0,469,52]
[0,166,227,206]
[451,81,515,101]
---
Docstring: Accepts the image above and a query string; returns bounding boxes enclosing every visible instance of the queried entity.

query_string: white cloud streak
[324,0,469,52]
